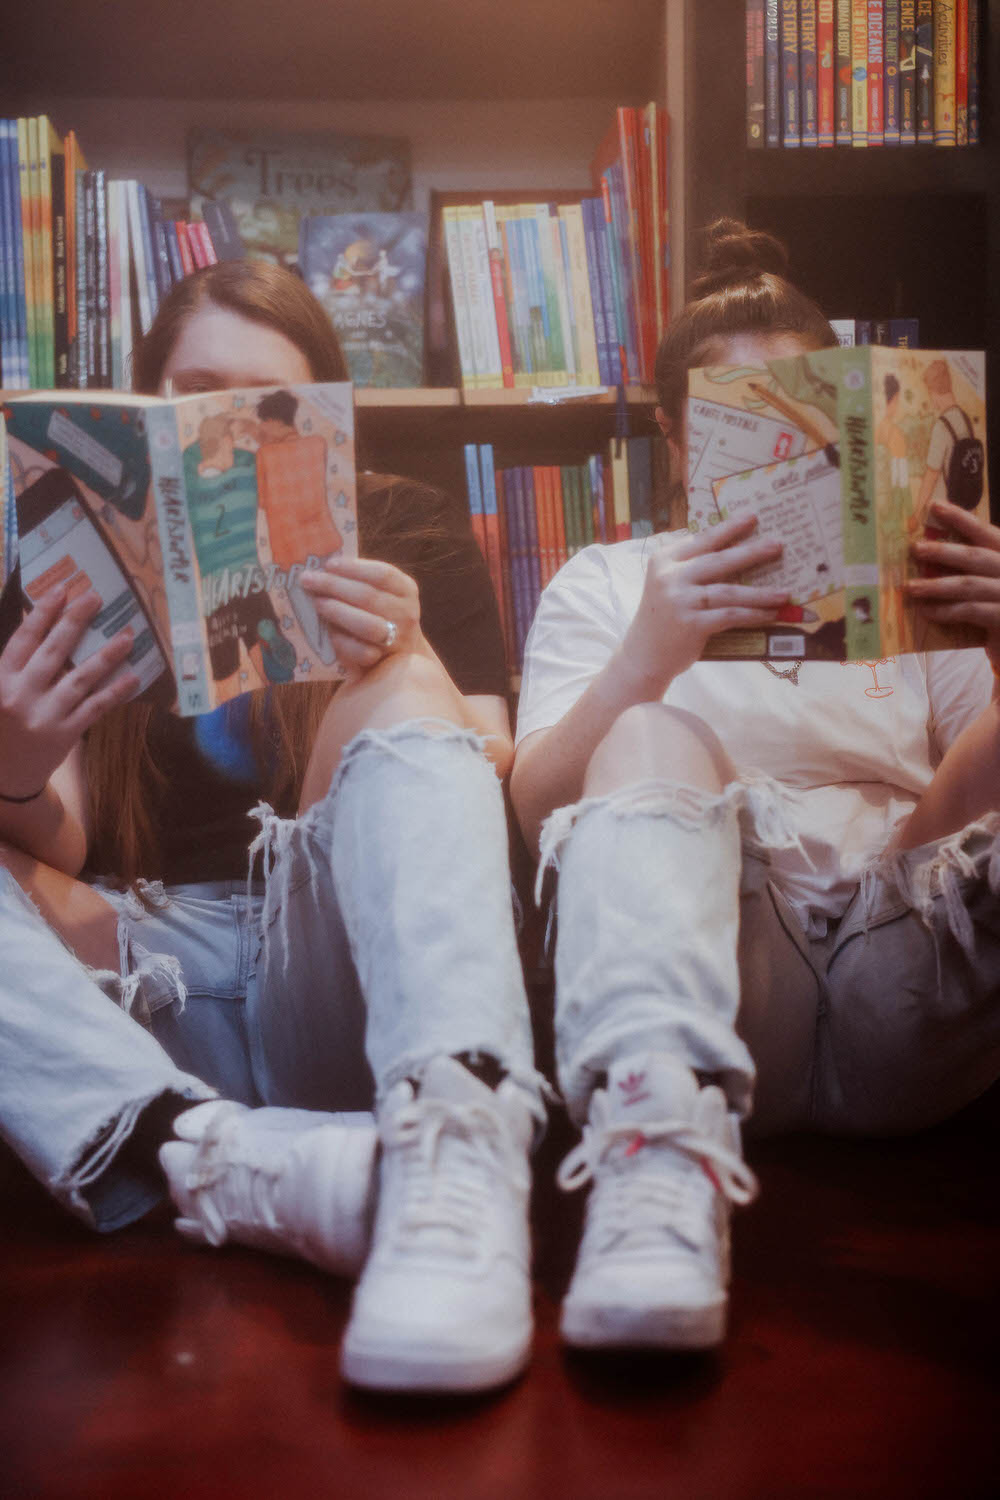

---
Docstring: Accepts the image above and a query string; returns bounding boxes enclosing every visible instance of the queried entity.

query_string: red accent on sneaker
[618,1072,650,1108]
[701,1158,724,1194]
[624,1131,647,1158]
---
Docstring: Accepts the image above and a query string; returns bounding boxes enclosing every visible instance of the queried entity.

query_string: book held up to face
[686,345,988,661]
[1,383,357,714]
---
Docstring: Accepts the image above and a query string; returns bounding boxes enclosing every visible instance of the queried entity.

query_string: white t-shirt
[516,536,993,936]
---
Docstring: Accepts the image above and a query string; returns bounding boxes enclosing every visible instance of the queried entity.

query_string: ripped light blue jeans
[543,775,1000,1137]
[0,721,536,1231]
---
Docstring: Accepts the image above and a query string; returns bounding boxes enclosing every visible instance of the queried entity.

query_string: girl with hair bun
[512,220,1000,1356]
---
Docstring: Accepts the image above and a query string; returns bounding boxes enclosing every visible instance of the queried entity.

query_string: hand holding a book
[619,514,790,689]
[0,585,139,797]
[906,501,1000,661]
[299,555,423,680]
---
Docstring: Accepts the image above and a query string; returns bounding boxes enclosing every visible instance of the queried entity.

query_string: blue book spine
[463,442,483,529]
[0,122,11,389]
[888,317,909,346]
[904,315,919,346]
[968,0,980,144]
[164,220,184,284]
[503,466,527,666]
[7,124,29,387]
[582,197,613,386]
[884,1,901,142]
[607,163,640,384]
[507,216,536,379]
[765,1,782,145]
[147,196,172,298]
[595,187,625,386]
[799,2,820,145]
[781,0,802,144]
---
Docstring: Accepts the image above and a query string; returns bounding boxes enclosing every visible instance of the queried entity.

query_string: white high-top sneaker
[340,1055,536,1393]
[558,1052,758,1350]
[159,1101,377,1277]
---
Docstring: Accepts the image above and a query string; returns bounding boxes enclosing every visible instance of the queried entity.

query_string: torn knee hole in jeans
[534,772,807,906]
[87,922,187,1029]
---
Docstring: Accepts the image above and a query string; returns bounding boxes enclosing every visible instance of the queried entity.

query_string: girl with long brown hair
[512,220,1000,1356]
[0,261,542,1395]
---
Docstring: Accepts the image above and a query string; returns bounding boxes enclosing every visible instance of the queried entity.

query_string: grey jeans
[0,721,538,1231]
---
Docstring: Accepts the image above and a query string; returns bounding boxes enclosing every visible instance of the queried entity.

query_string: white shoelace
[182,1106,282,1248]
[557,1101,758,1252]
[381,1096,526,1257]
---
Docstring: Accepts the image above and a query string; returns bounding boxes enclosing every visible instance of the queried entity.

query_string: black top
[105,476,507,885]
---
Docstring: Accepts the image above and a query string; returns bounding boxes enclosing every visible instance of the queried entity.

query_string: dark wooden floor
[2,1086,998,1500]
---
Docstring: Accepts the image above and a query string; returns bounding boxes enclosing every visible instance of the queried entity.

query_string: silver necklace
[761,659,804,685]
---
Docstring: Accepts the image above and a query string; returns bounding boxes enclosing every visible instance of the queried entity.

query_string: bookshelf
[681,0,1000,503]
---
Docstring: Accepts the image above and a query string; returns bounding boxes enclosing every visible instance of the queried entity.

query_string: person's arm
[511,514,791,851]
[0,585,138,875]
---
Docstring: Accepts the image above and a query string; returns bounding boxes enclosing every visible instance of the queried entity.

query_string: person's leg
[0,849,214,1231]
[546,703,800,1350]
[248,652,540,1392]
[815,821,1000,1135]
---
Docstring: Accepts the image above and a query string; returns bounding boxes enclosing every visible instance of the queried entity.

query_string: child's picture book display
[1,384,357,715]
[687,344,987,661]
[299,212,427,387]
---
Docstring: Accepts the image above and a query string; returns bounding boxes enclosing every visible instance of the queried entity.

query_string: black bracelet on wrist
[0,784,47,804]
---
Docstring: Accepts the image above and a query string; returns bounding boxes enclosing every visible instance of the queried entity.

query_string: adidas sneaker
[558,1052,758,1350]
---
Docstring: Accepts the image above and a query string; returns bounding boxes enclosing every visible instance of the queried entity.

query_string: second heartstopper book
[2,383,357,715]
[686,345,988,662]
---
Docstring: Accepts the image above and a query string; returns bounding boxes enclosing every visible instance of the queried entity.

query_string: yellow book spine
[851,1,868,145]
[559,204,601,389]
[933,0,957,145]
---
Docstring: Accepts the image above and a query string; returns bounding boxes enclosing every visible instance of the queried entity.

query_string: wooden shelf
[743,144,994,200]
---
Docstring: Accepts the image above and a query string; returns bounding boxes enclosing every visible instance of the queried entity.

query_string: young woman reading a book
[511,220,1000,1354]
[0,260,543,1395]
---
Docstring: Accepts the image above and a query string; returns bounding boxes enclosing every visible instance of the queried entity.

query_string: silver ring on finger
[381,618,398,650]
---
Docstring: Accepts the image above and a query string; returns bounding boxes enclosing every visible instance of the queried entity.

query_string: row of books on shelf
[746,2,982,149]
[443,104,670,394]
[463,436,662,670]
[0,116,244,393]
[830,314,920,345]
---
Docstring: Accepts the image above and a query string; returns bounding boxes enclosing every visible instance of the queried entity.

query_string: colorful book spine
[125,180,153,336]
[780,0,802,144]
[747,1,767,146]
[800,2,820,146]
[954,0,968,144]
[560,203,601,387]
[74,168,87,387]
[851,2,869,144]
[765,1,782,145]
[464,443,486,556]
[607,162,640,383]
[867,2,885,144]
[915,1,935,142]
[16,121,37,386]
[933,0,957,145]
[581,197,613,386]
[967,0,980,143]
[82,169,97,384]
[502,210,534,385]
[0,123,11,387]
[441,206,477,392]
[64,131,86,387]
[36,117,62,388]
[478,445,507,649]
[884,1,901,143]
[818,1,836,144]
[899,1,917,143]
[94,168,111,386]
[174,217,196,277]
[164,221,184,283]
[835,1,854,142]
[482,201,515,389]
[106,179,123,388]
[597,176,628,386]
[461,204,502,388]
[654,105,670,329]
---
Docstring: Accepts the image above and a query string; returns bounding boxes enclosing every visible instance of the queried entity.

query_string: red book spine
[955,0,969,144]
[818,1,836,144]
[174,220,196,275]
[192,221,217,266]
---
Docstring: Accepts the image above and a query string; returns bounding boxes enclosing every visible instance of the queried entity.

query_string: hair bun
[690,218,790,299]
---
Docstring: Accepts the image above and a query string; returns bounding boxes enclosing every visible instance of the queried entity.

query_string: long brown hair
[654,219,839,431]
[87,263,348,884]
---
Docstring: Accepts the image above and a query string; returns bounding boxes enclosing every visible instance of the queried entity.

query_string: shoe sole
[560,1298,726,1351]
[340,1329,532,1393]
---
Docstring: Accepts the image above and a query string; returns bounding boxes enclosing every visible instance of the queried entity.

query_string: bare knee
[584,702,735,798]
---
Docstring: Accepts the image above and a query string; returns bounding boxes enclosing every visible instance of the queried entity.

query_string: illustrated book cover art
[299,212,427,387]
[686,346,988,662]
[2,383,357,715]
[187,129,412,269]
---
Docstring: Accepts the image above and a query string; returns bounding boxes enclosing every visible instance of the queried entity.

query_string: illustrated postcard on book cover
[2,383,357,715]
[687,346,988,662]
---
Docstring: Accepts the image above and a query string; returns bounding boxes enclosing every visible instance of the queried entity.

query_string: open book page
[2,382,357,714]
